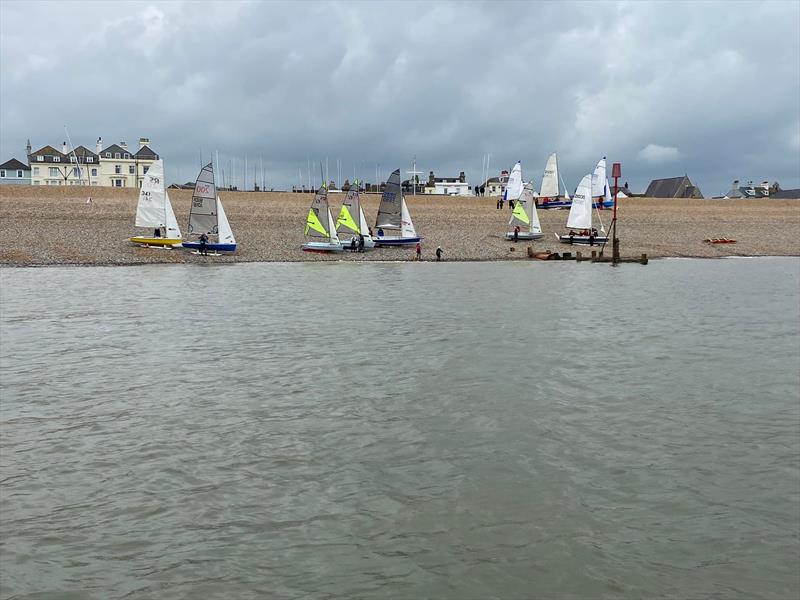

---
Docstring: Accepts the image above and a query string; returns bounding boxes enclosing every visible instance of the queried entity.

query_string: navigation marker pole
[611,162,621,264]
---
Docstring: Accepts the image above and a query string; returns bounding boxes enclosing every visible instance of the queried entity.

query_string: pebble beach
[1,185,798,266]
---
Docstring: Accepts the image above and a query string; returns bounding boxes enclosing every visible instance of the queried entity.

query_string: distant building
[723,180,774,198]
[482,169,510,196]
[421,170,471,196]
[28,136,159,187]
[0,158,31,185]
[644,175,703,199]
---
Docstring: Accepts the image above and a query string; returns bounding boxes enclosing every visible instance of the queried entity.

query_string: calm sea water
[1,258,799,600]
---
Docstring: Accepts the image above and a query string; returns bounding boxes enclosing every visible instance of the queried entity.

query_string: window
[143,166,149,174]
[91,168,97,176]
[105,152,111,158]
[128,165,135,174]
[17,170,23,178]
[124,153,130,159]
[115,165,121,174]
[0,170,5,177]
[49,167,59,177]
[86,157,93,163]
[37,156,44,162]
[115,153,120,159]
[33,167,39,175]
[53,156,61,162]
[70,156,77,163]
[73,167,81,177]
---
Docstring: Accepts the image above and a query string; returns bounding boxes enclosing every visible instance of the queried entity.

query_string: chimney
[62,141,68,155]
[139,137,150,149]
[733,180,739,187]
[459,171,465,183]
[96,137,103,153]
[119,141,128,150]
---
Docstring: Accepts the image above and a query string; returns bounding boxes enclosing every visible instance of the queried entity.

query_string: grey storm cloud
[1,0,798,196]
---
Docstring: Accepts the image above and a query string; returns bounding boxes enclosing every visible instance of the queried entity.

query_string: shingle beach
[1,186,798,266]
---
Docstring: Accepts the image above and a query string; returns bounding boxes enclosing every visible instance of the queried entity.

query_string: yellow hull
[129,236,182,247]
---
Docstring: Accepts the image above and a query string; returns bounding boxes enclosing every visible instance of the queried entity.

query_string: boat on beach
[536,153,572,209]
[555,173,609,246]
[128,159,182,248]
[591,158,615,209]
[181,163,237,254]
[303,183,343,252]
[335,182,375,250]
[505,182,543,240]
[374,169,421,246]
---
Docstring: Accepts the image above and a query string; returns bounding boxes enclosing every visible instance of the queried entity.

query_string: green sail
[305,208,327,236]
[336,204,359,234]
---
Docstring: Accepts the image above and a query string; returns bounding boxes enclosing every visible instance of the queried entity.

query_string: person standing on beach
[415,242,421,261]
[513,225,520,242]
[358,234,364,252]
[199,232,209,256]
[436,246,443,261]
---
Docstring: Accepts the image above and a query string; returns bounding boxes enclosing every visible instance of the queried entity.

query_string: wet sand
[1,185,798,266]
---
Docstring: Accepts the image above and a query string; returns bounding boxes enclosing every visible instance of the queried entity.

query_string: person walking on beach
[496,197,501,210]
[199,232,209,256]
[415,242,422,261]
[436,246,443,261]
[358,234,365,252]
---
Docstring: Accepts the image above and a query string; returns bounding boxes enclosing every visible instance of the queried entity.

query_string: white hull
[505,232,543,241]
[303,241,343,253]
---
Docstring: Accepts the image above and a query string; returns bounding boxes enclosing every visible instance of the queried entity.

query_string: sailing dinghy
[303,183,343,252]
[537,152,572,209]
[591,157,614,209]
[374,169,421,246]
[129,159,182,247]
[505,182,543,240]
[555,173,609,246]
[181,162,237,254]
[335,181,375,250]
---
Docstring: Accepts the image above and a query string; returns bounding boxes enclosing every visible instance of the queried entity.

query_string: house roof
[69,145,99,162]
[29,145,67,161]
[771,189,800,199]
[0,158,29,171]
[99,144,133,159]
[644,176,688,198]
[135,145,159,159]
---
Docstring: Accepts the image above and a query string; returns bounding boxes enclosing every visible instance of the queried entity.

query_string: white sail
[605,178,613,204]
[540,153,559,198]
[591,158,606,197]
[524,183,542,233]
[560,172,571,201]
[566,174,593,230]
[327,208,340,244]
[216,197,235,245]
[188,163,217,235]
[400,198,417,238]
[134,159,167,228]
[164,191,182,238]
[504,161,523,201]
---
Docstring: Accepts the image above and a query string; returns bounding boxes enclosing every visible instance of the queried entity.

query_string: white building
[27,137,159,187]
[422,171,472,196]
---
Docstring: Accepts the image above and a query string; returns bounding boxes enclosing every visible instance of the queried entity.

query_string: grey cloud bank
[1,0,798,196]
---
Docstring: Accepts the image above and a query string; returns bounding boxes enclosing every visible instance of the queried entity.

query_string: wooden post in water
[611,162,621,264]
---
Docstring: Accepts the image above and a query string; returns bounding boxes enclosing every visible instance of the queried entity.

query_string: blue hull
[592,200,614,209]
[374,236,422,247]
[182,241,237,253]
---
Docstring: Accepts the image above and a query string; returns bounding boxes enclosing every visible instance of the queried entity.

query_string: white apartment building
[27,137,159,187]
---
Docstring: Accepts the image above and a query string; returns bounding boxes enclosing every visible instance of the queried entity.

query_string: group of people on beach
[414,242,444,261]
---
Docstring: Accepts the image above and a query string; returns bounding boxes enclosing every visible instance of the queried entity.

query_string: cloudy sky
[1,0,798,196]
